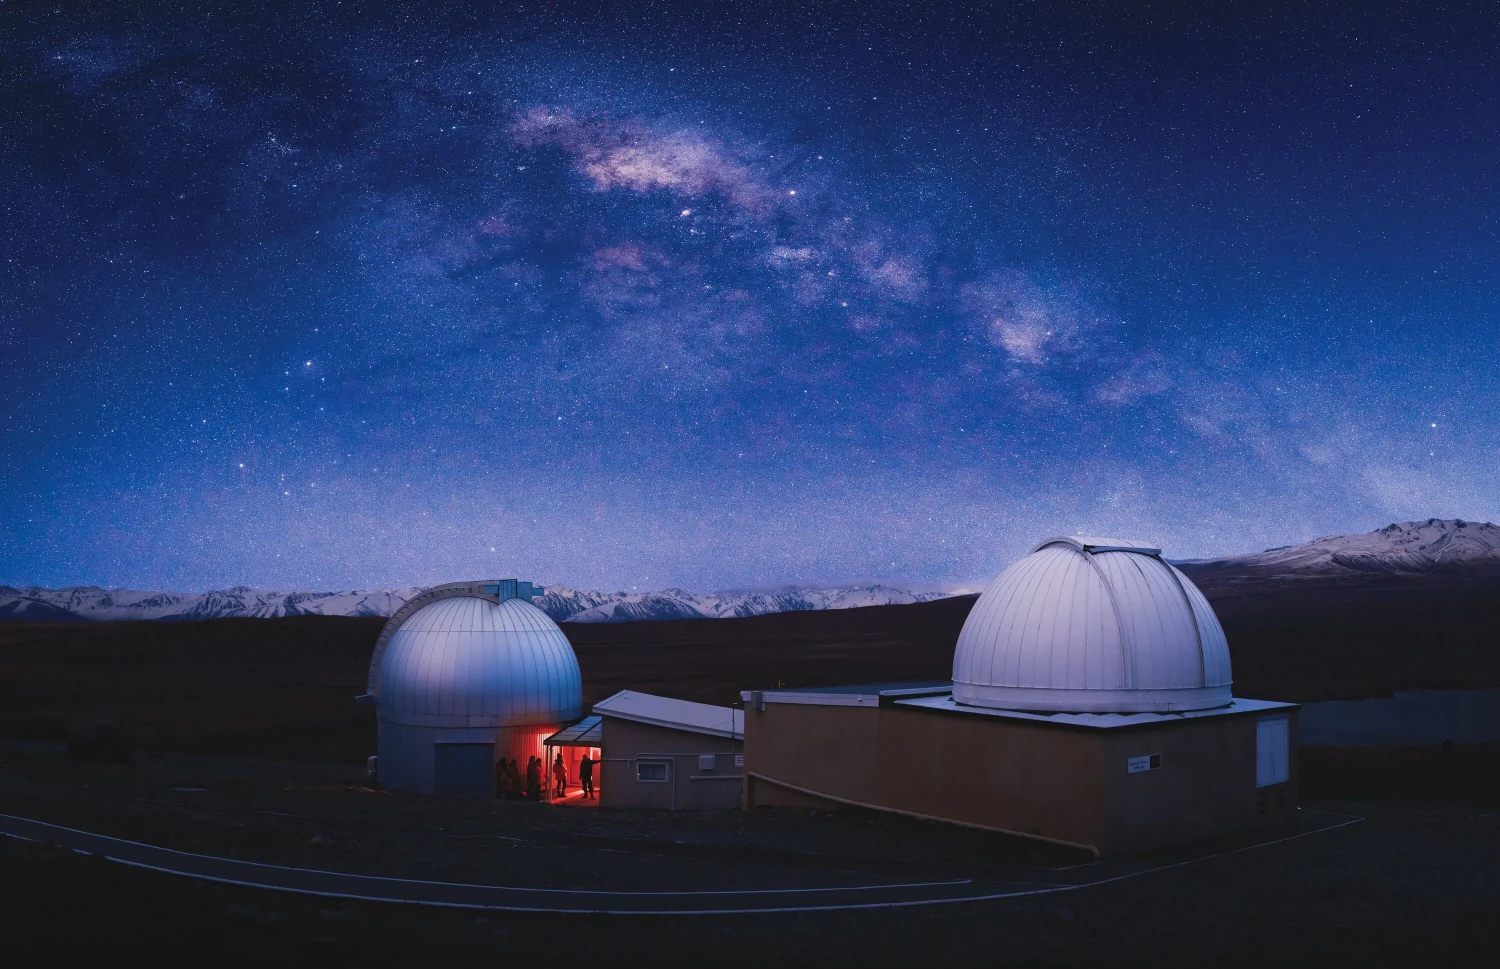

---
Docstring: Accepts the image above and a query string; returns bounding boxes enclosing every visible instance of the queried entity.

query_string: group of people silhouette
[494,751,596,801]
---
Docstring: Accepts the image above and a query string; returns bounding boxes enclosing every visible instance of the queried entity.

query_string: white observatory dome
[377,594,582,728]
[951,537,1232,714]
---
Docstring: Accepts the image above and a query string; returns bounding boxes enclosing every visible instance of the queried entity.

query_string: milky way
[2,2,1497,591]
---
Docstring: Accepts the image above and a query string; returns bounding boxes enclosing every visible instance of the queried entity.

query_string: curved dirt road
[0,810,1359,915]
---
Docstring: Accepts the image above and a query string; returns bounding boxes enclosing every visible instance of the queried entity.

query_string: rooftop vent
[480,579,546,601]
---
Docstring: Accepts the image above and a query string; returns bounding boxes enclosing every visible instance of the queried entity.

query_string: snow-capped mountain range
[0,582,951,624]
[4,519,1494,623]
[537,585,948,623]
[0,586,423,623]
[1184,519,1500,575]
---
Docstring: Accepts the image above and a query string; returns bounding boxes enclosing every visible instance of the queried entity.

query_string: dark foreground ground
[1,741,1498,967]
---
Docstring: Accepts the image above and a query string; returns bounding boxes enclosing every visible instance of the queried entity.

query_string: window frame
[635,759,671,783]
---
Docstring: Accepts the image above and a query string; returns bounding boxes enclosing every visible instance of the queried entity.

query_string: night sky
[3,1,1497,592]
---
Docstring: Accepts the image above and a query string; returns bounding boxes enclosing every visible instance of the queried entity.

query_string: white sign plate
[1127,754,1161,773]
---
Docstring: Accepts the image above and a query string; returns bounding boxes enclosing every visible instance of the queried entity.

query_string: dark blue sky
[3,1,1497,592]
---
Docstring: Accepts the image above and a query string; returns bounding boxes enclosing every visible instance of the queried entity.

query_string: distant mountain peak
[0,582,952,624]
[1209,518,1500,575]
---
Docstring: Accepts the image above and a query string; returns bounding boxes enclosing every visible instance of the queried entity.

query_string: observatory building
[742,537,1298,856]
[362,580,582,796]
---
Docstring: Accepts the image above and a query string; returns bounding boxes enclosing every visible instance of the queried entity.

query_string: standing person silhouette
[508,759,522,799]
[553,752,568,798]
[526,756,542,800]
[579,753,595,800]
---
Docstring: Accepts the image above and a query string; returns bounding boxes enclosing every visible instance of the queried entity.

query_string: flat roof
[741,681,953,708]
[543,715,602,747]
[593,690,744,739]
[894,694,1298,729]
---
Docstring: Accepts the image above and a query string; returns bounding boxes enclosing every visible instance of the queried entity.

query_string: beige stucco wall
[742,702,884,806]
[873,706,1106,847]
[1098,708,1299,854]
[743,700,1299,855]
[743,702,1104,848]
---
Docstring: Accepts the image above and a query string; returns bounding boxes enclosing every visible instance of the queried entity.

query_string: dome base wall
[376,720,564,795]
[952,682,1233,714]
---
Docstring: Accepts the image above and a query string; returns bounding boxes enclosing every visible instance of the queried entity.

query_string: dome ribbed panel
[958,547,1038,689]
[1092,550,1203,691]
[1172,563,1233,688]
[1039,549,1080,688]
[1003,547,1050,688]
[1081,547,1118,690]
[952,538,1233,713]
[378,595,583,728]
[953,545,1126,694]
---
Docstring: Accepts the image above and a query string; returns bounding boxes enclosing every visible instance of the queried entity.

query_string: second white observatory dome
[952,537,1232,714]
[367,580,582,794]
[377,595,582,728]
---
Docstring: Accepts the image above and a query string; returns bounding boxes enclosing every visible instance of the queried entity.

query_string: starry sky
[3,1,1498,593]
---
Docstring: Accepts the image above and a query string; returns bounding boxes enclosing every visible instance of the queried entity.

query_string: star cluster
[2,1,1496,591]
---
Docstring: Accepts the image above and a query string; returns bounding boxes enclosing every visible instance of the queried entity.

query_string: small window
[636,760,669,782]
[698,753,716,771]
[1256,715,1290,788]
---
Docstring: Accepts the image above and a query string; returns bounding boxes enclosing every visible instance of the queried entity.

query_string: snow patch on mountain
[0,582,952,624]
[559,584,948,623]
[1196,519,1500,574]
[0,585,423,622]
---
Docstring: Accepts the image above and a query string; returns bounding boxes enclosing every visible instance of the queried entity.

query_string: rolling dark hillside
[1180,562,1500,702]
[3,566,1499,763]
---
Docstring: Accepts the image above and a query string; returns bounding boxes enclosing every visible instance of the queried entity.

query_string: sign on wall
[1127,753,1162,773]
